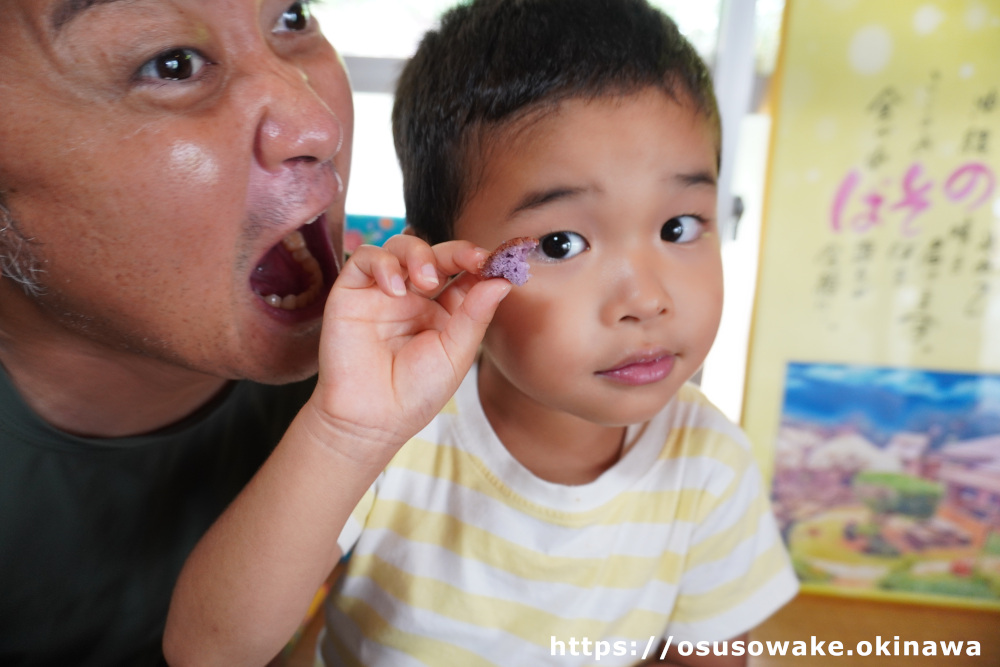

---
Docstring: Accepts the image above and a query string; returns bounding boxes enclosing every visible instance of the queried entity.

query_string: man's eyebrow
[51,0,124,32]
[509,186,589,217]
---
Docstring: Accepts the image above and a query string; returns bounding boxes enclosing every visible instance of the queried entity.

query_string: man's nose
[253,60,345,171]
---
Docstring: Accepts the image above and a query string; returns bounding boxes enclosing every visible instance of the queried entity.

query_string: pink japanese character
[831,170,887,233]
[944,162,995,211]
[890,163,933,237]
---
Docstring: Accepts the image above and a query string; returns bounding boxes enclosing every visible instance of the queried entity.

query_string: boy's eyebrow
[675,170,718,188]
[509,186,590,217]
[51,0,125,31]
[508,170,716,217]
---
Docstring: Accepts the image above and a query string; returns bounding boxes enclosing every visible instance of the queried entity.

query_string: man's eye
[275,1,313,32]
[660,215,703,244]
[538,231,589,260]
[138,48,206,82]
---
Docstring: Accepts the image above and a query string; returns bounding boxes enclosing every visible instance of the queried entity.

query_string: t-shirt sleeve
[664,414,798,642]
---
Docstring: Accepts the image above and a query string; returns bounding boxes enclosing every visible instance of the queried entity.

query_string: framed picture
[773,362,1000,607]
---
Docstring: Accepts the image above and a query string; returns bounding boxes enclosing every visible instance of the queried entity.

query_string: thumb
[439,278,511,368]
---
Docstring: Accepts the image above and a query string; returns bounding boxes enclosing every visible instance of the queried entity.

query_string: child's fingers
[382,236,491,292]
[337,245,408,297]
[338,237,493,300]
[381,235,443,293]
[438,279,512,366]
[435,272,501,316]
[430,241,492,277]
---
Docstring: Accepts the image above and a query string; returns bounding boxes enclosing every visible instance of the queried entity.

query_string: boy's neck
[477,361,627,486]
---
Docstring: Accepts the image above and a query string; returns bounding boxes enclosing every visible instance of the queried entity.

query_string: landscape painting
[773,362,1000,608]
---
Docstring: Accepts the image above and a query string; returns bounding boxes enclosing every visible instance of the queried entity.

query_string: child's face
[455,88,723,427]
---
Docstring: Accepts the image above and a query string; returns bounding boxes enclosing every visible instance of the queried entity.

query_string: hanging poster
[743,0,1000,608]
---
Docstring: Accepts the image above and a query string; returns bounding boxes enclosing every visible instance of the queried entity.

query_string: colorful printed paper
[744,0,1000,608]
[345,214,406,252]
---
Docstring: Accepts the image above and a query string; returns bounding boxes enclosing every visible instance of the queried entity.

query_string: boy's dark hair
[393,0,721,245]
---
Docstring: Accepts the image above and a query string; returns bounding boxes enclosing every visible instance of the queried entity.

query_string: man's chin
[238,342,321,385]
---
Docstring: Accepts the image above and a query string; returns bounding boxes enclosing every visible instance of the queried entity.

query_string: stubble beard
[0,194,46,298]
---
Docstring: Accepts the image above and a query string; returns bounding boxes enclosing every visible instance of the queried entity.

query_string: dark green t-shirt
[0,365,315,666]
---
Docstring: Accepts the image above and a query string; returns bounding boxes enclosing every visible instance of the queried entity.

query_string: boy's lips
[250,213,339,315]
[596,351,675,386]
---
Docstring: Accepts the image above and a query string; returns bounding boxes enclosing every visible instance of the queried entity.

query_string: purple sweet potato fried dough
[479,237,539,286]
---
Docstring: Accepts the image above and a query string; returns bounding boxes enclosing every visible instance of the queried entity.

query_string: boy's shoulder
[666,383,747,440]
[659,382,757,466]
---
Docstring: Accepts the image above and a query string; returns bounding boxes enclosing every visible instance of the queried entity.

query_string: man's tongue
[251,230,324,310]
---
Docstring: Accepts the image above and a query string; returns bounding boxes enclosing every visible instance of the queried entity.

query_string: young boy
[166,1,796,665]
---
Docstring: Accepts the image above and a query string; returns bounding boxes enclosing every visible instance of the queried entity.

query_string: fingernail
[421,264,440,286]
[391,275,407,296]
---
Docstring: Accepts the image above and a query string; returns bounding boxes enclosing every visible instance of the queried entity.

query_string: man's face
[0,0,353,383]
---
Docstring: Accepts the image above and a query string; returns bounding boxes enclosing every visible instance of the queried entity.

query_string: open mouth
[250,214,339,312]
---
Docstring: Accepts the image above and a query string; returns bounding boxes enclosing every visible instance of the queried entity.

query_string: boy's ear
[402,225,416,236]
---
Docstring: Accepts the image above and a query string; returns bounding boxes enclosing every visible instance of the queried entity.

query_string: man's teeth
[260,230,324,310]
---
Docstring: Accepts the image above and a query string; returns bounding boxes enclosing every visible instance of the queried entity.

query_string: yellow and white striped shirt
[322,367,797,666]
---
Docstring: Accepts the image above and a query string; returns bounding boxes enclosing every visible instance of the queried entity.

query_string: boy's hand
[305,234,511,462]
[164,235,510,667]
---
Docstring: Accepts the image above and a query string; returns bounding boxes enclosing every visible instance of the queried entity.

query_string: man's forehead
[0,0,130,37]
[50,0,127,31]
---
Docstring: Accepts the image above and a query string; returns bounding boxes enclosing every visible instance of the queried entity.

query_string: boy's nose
[604,251,673,324]
[253,60,346,172]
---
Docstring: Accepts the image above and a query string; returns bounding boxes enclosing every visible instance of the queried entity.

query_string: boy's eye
[538,231,589,260]
[660,215,703,244]
[138,48,207,81]
[275,1,313,32]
